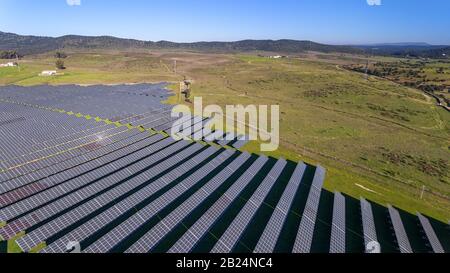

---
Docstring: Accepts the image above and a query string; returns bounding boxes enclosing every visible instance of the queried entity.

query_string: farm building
[39,70,57,76]
[268,55,287,59]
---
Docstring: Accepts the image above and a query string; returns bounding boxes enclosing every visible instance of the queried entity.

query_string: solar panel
[417,213,444,253]
[168,116,204,136]
[0,131,149,195]
[211,159,287,253]
[360,198,378,252]
[232,135,249,149]
[0,125,130,177]
[190,118,211,140]
[204,130,224,142]
[168,155,269,253]
[0,135,171,225]
[329,192,346,253]
[16,142,201,252]
[5,84,447,254]
[292,166,326,253]
[159,115,196,132]
[0,107,108,159]
[387,205,413,253]
[216,132,234,146]
[12,140,193,251]
[82,150,238,253]
[124,152,251,253]
[253,163,306,253]
[17,123,117,155]
[40,147,219,253]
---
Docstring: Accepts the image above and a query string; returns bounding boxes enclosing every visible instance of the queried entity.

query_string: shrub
[56,59,65,69]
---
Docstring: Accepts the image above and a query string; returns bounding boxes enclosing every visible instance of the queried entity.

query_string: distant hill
[0,31,362,55]
[362,42,433,47]
[354,43,450,58]
[2,31,448,59]
[417,46,450,58]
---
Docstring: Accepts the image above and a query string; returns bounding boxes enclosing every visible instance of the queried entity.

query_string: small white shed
[40,70,57,76]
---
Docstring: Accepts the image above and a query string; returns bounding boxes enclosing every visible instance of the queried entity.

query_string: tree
[56,59,65,69]
[55,51,67,59]
[0,50,20,59]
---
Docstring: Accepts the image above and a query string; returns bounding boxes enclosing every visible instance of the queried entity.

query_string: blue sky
[0,0,449,45]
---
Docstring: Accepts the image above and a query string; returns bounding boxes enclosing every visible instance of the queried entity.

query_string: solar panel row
[0,135,169,222]
[2,84,443,254]
[0,126,130,181]
[169,155,269,253]
[232,135,249,149]
[417,213,444,253]
[388,205,413,253]
[0,136,174,239]
[83,150,238,253]
[292,166,326,253]
[41,147,219,253]
[0,130,148,196]
[17,144,209,252]
[124,152,252,253]
[254,163,307,253]
[211,159,287,253]
[329,192,345,253]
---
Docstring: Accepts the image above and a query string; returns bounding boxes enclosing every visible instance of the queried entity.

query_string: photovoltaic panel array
[292,166,326,253]
[0,84,447,254]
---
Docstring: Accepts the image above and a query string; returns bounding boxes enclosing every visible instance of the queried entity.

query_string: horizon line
[1,30,449,47]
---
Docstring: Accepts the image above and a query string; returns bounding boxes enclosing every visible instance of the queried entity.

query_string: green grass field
[1,50,449,222]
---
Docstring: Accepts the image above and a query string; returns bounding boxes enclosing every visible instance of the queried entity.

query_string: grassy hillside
[0,51,180,85]
[0,31,362,55]
[355,44,450,58]
[345,59,450,107]
[1,50,449,222]
[179,55,450,221]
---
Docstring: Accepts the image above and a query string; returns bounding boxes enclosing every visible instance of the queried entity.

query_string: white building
[0,62,17,67]
[268,55,288,59]
[40,70,57,76]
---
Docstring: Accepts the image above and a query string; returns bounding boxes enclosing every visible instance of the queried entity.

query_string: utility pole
[16,53,20,72]
[174,60,177,74]
[178,81,182,103]
[364,57,369,80]
[420,185,426,200]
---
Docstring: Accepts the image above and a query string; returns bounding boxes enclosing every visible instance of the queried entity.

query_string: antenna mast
[16,53,21,72]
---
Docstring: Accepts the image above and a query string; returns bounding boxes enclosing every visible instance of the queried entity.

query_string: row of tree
[0,50,20,59]
[1,50,68,70]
